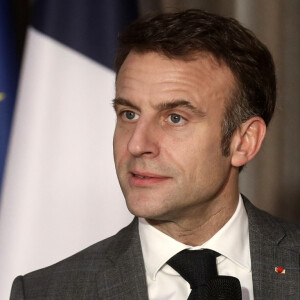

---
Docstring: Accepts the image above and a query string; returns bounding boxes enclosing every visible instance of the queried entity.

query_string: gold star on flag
[0,92,6,101]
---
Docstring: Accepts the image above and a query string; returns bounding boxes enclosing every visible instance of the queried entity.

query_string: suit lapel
[244,197,300,299]
[96,218,148,299]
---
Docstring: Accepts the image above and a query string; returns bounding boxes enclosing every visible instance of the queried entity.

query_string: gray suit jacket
[10,197,300,299]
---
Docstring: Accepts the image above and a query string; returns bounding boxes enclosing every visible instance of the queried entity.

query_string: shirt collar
[138,195,251,280]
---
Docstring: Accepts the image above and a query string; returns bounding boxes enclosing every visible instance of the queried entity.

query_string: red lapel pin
[275,266,286,274]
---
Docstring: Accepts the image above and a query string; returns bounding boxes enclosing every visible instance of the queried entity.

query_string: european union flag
[0,1,19,195]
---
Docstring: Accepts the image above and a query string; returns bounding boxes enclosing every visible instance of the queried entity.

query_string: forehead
[116,51,236,110]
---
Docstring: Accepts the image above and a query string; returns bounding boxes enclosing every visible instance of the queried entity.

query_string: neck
[147,192,239,246]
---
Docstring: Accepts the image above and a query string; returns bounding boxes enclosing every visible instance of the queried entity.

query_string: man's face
[113,51,237,223]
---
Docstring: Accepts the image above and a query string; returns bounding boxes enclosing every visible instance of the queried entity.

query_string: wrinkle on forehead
[118,50,234,85]
[116,51,236,113]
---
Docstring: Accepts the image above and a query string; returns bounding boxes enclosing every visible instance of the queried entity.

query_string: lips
[133,174,152,179]
[129,171,170,187]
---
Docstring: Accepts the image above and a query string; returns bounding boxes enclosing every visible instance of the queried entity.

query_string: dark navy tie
[167,249,242,299]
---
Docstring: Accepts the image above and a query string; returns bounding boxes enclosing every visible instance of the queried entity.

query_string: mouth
[133,174,152,179]
[133,173,161,180]
[129,171,170,187]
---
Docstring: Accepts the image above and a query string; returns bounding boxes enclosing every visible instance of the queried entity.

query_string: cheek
[158,124,200,165]
[113,126,130,162]
[161,135,200,179]
[175,131,223,177]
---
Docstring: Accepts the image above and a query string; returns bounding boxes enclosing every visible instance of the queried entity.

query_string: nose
[127,119,160,158]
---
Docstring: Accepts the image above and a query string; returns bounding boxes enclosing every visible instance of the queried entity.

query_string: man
[10,9,300,300]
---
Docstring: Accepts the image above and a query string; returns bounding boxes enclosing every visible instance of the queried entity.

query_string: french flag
[0,1,138,298]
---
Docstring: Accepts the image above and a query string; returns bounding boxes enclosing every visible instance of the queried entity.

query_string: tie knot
[167,249,220,289]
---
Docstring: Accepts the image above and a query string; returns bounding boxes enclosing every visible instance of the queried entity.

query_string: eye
[122,110,139,121]
[167,114,186,125]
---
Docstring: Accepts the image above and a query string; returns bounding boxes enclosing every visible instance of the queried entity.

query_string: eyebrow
[112,97,140,112]
[155,100,205,116]
[112,97,205,117]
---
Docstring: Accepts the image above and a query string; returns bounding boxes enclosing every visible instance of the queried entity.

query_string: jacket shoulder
[10,218,138,299]
[243,195,300,250]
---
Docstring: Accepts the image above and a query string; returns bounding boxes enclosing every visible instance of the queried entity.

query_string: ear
[230,117,266,168]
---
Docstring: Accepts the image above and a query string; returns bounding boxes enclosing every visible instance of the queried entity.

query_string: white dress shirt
[138,195,254,300]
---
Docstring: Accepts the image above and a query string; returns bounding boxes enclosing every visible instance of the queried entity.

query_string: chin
[126,201,175,223]
[126,202,154,218]
[125,198,163,219]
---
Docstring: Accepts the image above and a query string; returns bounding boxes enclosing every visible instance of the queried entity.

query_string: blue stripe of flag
[0,1,19,195]
[31,0,138,70]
